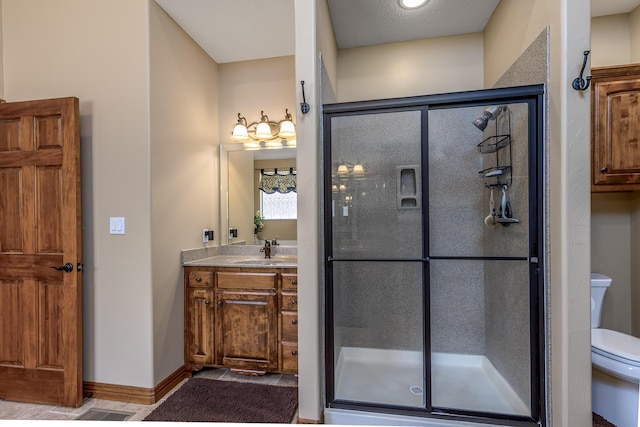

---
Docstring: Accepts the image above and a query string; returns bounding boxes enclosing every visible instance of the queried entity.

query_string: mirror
[220,144,297,246]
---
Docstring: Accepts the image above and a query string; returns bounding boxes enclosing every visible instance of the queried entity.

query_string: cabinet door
[185,288,214,367]
[215,290,278,372]
[593,76,640,190]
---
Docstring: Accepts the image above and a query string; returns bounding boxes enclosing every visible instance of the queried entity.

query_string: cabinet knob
[291,350,298,356]
[291,319,297,325]
[291,299,297,305]
[204,299,210,305]
[291,280,297,286]
[217,301,223,306]
[601,167,608,173]
[195,276,202,282]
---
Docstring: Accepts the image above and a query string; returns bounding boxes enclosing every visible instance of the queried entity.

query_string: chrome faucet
[260,239,271,259]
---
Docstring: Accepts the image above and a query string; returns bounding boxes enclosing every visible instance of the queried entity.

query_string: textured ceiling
[327,0,499,49]
[155,0,640,64]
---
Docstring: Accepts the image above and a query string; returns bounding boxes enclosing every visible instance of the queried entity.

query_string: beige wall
[337,33,484,102]
[591,194,633,334]
[2,0,221,389]
[485,0,592,426]
[296,0,323,421]
[591,14,631,66]
[3,0,155,387]
[149,1,219,384]
[317,0,338,100]
[228,150,254,243]
[589,10,640,339]
[0,1,4,100]
[630,7,640,62]
[218,56,296,244]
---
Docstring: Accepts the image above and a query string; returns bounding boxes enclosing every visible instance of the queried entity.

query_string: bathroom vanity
[183,256,298,376]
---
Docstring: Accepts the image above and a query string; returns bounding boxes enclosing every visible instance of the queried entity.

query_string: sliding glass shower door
[324,86,544,426]
[327,109,426,409]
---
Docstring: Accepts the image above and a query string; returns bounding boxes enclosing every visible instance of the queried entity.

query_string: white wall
[149,1,219,384]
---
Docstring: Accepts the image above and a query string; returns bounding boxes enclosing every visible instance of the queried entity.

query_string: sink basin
[236,259,284,265]
[233,257,297,266]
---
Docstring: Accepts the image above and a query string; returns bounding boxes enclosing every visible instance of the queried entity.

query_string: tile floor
[0,368,298,422]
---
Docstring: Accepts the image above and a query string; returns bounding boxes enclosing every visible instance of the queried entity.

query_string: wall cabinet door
[185,288,214,368]
[592,65,640,191]
[215,290,278,373]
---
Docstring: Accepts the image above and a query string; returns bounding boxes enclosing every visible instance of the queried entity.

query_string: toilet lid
[592,328,640,365]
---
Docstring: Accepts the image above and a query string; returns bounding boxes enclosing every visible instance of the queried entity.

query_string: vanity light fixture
[231,109,296,150]
[336,161,365,177]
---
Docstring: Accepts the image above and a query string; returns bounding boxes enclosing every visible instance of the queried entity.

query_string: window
[261,191,297,219]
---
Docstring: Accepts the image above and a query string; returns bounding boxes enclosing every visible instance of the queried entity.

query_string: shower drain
[409,385,423,395]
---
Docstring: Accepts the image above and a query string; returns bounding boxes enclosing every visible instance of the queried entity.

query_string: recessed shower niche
[323,86,545,427]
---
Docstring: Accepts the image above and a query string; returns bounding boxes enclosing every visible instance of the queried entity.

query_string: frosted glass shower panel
[428,104,530,258]
[430,259,531,417]
[330,110,423,259]
[332,261,425,408]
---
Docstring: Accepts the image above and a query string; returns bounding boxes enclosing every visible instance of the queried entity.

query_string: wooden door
[0,97,82,407]
[215,290,277,373]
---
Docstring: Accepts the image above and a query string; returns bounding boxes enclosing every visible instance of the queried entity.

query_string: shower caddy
[478,107,519,225]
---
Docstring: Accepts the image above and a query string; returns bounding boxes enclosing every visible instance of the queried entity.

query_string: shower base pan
[332,347,529,418]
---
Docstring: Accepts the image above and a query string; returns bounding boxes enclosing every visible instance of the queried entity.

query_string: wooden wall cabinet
[184,266,297,376]
[592,64,640,192]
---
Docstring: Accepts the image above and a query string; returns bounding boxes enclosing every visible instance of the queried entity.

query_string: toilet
[591,273,640,427]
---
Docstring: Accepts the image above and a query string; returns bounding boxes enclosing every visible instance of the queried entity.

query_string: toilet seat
[592,328,640,382]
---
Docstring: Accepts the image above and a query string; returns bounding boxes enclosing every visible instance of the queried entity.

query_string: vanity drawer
[281,342,298,373]
[282,274,298,290]
[188,270,213,287]
[281,293,298,311]
[281,311,298,342]
[217,272,277,290]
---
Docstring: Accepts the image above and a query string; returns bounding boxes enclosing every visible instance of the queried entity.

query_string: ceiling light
[399,0,428,9]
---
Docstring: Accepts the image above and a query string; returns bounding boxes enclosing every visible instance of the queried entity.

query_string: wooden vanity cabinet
[215,271,278,374]
[280,273,298,373]
[184,271,214,370]
[592,64,640,191]
[183,266,297,376]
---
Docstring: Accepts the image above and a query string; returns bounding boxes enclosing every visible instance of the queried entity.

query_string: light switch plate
[110,217,125,235]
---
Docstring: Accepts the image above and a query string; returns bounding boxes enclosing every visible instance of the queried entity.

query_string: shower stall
[323,86,545,426]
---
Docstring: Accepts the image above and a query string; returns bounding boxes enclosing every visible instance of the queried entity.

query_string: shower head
[472,105,506,131]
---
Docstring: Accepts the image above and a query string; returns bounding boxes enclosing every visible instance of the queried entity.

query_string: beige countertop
[183,255,297,268]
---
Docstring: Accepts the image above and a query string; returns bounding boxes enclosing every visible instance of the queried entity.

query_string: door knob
[51,263,74,273]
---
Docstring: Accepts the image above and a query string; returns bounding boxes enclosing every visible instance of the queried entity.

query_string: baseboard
[83,365,186,405]
[297,418,322,424]
[297,412,324,424]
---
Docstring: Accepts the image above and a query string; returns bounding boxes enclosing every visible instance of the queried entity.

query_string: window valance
[259,168,297,194]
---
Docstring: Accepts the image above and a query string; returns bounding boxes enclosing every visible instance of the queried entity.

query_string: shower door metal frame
[323,85,546,427]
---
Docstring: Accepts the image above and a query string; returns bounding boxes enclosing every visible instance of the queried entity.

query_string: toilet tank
[591,273,612,328]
